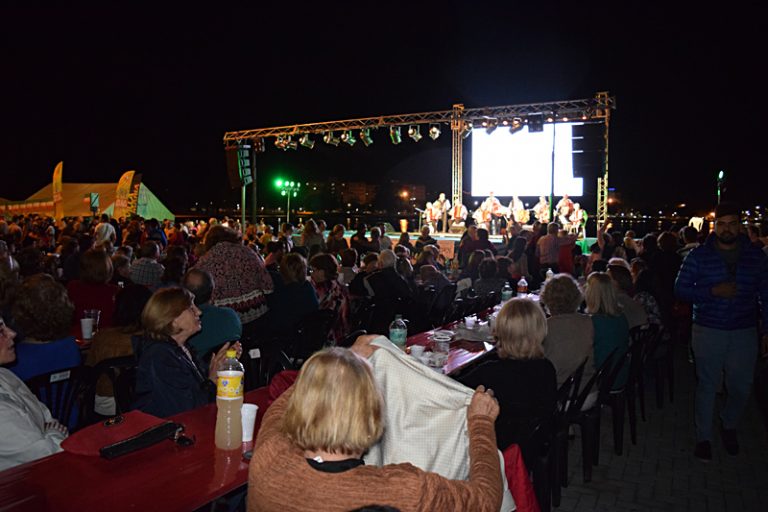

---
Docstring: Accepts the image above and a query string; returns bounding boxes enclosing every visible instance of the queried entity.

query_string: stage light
[274,136,285,149]
[360,128,373,146]
[389,126,402,144]
[408,125,422,142]
[485,119,498,134]
[461,121,473,139]
[299,134,315,149]
[323,131,340,146]
[341,130,356,146]
[509,118,524,134]
[428,124,441,140]
[285,139,297,150]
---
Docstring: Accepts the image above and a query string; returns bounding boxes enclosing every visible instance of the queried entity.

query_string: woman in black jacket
[132,287,240,417]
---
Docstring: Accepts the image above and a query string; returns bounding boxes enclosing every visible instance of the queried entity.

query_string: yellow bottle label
[216,371,243,400]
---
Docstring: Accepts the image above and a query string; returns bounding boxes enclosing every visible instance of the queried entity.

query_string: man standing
[433,193,451,233]
[93,214,116,246]
[675,202,768,461]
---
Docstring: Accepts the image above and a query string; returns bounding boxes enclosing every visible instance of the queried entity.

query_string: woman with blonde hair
[457,298,556,451]
[249,345,503,511]
[132,287,240,417]
[585,272,630,388]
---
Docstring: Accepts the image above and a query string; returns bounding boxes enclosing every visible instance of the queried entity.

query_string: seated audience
[458,298,557,454]
[338,248,358,285]
[633,269,662,326]
[182,269,242,359]
[348,253,379,297]
[607,264,649,329]
[194,225,273,327]
[585,272,630,388]
[363,250,412,301]
[0,317,69,471]
[265,253,318,335]
[85,284,152,415]
[67,249,120,337]
[326,224,349,258]
[9,274,80,381]
[309,253,350,344]
[130,241,165,289]
[473,258,507,297]
[419,264,451,293]
[414,226,437,254]
[396,232,415,255]
[540,274,595,394]
[248,346,503,511]
[132,287,240,417]
[506,237,530,281]
[299,219,326,255]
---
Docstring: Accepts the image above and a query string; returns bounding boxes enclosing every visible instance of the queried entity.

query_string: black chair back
[428,283,457,326]
[26,365,95,431]
[567,349,617,416]
[91,355,138,415]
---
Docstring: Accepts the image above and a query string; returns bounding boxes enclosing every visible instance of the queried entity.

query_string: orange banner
[113,170,135,219]
[52,161,64,219]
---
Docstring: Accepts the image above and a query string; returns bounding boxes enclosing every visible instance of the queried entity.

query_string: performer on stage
[533,196,550,224]
[433,193,451,233]
[482,192,503,235]
[449,199,468,233]
[555,194,574,226]
[569,202,588,238]
[422,201,437,233]
[509,196,529,224]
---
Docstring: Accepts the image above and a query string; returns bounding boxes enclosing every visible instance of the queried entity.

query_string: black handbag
[99,419,191,460]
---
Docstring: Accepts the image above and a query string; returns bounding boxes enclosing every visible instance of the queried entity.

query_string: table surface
[407,316,497,375]
[0,387,271,512]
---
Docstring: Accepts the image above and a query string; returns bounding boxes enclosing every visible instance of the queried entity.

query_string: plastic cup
[84,309,101,332]
[80,318,94,340]
[241,404,258,442]
[465,315,477,329]
[410,345,425,358]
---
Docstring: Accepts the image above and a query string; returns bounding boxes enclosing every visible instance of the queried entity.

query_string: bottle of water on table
[389,314,408,350]
[501,282,513,302]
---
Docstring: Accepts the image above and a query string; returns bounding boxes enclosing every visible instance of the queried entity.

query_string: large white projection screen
[471,123,583,197]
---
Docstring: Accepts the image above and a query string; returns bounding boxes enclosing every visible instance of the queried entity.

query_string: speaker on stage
[527,114,544,133]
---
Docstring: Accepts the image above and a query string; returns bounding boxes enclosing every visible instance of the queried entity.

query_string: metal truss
[222,93,615,145]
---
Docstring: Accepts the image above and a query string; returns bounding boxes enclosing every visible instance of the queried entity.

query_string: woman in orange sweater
[248,343,503,512]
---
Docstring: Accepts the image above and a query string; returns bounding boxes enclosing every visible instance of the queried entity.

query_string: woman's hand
[208,341,243,382]
[350,334,380,359]
[468,385,499,421]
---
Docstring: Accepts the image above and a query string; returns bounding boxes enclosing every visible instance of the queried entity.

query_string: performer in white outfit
[533,196,550,224]
[555,194,574,227]
[433,193,451,233]
[449,199,468,233]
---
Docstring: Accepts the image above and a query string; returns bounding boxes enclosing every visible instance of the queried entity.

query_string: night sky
[2,4,762,216]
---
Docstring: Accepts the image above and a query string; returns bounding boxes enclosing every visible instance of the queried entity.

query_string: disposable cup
[84,309,101,332]
[410,345,425,358]
[465,316,477,329]
[81,318,94,340]
[241,404,259,442]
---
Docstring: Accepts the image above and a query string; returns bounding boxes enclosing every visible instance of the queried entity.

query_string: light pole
[716,170,725,204]
[275,179,300,224]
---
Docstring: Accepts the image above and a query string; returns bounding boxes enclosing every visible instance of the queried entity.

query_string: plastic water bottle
[389,314,408,350]
[501,282,513,302]
[517,276,528,295]
[215,349,244,450]
[545,268,554,282]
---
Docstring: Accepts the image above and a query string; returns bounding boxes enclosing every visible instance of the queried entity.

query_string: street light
[275,178,300,223]
[717,170,726,204]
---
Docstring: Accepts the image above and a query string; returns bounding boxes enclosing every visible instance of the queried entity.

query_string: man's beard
[716,232,737,245]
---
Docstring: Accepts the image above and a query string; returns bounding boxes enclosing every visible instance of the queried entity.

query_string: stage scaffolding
[223,92,616,232]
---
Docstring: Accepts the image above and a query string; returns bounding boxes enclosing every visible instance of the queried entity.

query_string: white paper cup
[410,345,425,358]
[465,316,477,329]
[241,404,258,442]
[80,318,94,340]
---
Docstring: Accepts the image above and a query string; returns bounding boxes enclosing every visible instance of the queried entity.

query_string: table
[0,388,271,512]
[406,317,496,375]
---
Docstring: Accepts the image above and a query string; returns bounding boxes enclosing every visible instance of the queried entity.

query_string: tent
[20,182,175,220]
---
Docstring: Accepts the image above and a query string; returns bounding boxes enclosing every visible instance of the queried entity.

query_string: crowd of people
[1,204,767,509]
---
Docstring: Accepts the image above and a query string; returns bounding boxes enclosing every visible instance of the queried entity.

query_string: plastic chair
[562,349,618,483]
[428,283,458,327]
[26,365,96,432]
[600,347,633,456]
